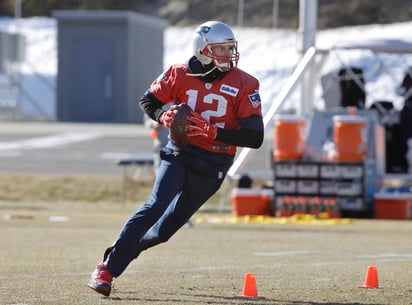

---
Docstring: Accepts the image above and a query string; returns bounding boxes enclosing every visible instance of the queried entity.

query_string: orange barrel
[273,115,306,160]
[332,115,367,162]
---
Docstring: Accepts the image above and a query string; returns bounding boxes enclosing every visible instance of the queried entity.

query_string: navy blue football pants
[105,150,225,277]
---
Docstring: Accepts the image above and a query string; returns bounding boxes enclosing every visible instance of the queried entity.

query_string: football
[170,103,193,147]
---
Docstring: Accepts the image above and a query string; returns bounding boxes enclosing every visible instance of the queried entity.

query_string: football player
[88,20,264,297]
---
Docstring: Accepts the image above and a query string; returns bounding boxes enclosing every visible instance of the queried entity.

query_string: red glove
[186,111,218,139]
[159,104,178,128]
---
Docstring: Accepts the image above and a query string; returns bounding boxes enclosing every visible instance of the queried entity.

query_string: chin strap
[186,65,218,77]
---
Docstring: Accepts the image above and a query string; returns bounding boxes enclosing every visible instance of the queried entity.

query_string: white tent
[325,38,412,54]
[228,38,412,178]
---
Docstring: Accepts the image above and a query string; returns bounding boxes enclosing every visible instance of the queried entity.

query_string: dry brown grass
[0,200,411,305]
[0,174,229,209]
[0,174,153,203]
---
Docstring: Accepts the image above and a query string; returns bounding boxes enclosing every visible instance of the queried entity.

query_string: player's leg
[88,152,186,295]
[136,168,225,252]
[105,154,187,277]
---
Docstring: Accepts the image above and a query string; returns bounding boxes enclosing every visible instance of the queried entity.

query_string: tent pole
[299,0,318,116]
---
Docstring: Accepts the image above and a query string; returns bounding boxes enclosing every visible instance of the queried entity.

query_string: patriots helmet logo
[196,25,211,40]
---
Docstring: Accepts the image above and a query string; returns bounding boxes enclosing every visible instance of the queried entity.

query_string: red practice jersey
[150,64,262,155]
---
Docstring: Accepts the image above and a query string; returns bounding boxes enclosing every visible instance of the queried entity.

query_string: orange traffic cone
[358,265,382,288]
[149,129,158,138]
[242,273,258,297]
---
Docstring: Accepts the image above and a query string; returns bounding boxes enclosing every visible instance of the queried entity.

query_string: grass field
[1,198,412,305]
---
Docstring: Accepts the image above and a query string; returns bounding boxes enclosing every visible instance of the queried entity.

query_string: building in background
[54,10,167,123]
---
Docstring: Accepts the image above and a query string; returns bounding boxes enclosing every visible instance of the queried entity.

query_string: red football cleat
[87,262,113,297]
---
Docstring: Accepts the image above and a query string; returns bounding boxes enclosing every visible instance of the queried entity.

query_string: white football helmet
[192,21,239,71]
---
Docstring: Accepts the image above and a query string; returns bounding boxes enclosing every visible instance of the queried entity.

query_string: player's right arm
[139,64,183,125]
[139,91,166,123]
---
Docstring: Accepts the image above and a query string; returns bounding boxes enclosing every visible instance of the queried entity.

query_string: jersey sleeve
[149,64,184,104]
[236,74,262,120]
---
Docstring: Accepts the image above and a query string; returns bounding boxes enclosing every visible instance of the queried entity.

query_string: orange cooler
[332,115,367,162]
[374,193,412,220]
[273,115,306,161]
[231,188,274,216]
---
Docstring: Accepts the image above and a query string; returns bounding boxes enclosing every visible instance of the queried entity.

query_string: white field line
[0,133,101,151]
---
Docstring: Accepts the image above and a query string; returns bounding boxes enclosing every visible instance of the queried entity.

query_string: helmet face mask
[193,21,240,72]
[202,41,239,71]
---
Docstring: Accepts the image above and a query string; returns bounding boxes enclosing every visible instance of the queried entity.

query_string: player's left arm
[215,77,264,149]
[215,115,263,149]
[186,112,263,148]
[186,111,263,148]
